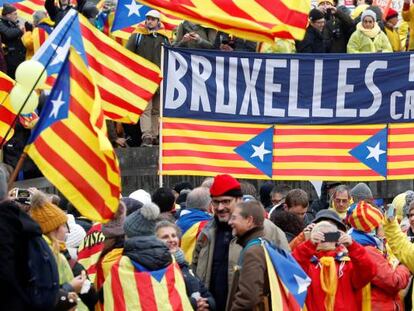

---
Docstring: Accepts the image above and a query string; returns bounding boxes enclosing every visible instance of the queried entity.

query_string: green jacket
[347,26,392,53]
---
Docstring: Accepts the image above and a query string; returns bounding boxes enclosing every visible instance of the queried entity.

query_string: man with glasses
[192,174,289,311]
[330,185,351,220]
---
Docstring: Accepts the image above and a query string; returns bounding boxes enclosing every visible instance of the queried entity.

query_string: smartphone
[324,231,340,242]
[387,204,395,218]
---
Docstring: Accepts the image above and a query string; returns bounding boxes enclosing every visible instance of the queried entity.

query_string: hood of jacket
[123,235,172,270]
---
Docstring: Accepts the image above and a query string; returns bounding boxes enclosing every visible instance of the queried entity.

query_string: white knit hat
[66,214,86,260]
[129,189,152,205]
[361,9,376,22]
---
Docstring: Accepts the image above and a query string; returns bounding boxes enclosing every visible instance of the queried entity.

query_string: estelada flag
[136,0,310,42]
[103,256,192,310]
[26,48,121,222]
[0,72,16,147]
[176,209,211,263]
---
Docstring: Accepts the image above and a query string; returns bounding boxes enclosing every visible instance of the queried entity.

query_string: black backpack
[26,236,60,311]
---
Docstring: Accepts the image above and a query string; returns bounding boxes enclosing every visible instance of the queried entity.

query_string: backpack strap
[238,237,263,266]
[135,33,142,53]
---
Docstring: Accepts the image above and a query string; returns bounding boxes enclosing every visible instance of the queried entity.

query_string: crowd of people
[2,164,414,310]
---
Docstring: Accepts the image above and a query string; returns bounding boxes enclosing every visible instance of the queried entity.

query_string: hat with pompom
[123,202,160,237]
[348,201,383,233]
[30,190,68,234]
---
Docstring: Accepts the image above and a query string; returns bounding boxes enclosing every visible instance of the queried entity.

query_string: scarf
[349,229,384,252]
[319,256,338,311]
[356,22,381,39]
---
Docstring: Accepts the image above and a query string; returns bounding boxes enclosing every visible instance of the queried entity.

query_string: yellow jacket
[385,27,403,52]
[347,24,393,53]
[383,219,414,272]
[260,39,296,53]
[402,4,414,50]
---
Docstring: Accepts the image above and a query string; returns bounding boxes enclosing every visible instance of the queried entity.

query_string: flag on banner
[262,240,310,310]
[26,49,121,222]
[136,0,310,42]
[161,118,414,181]
[33,10,162,123]
[0,72,16,147]
[103,256,192,311]
[176,209,211,263]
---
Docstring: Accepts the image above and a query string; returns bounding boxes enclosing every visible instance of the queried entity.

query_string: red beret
[210,174,243,197]
[386,8,398,21]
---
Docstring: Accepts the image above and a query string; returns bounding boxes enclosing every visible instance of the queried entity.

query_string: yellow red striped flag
[103,256,192,311]
[136,0,310,42]
[26,49,121,222]
[0,72,16,147]
[14,0,44,22]
[78,14,162,123]
[161,117,414,181]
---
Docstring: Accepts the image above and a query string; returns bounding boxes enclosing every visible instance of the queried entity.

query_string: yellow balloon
[10,84,39,114]
[15,60,47,89]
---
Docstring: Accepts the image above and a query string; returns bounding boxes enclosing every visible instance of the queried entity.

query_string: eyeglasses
[211,198,235,207]
[408,213,414,218]
[334,198,349,204]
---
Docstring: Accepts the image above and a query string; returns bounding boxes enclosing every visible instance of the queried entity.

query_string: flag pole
[158,44,165,188]
[6,11,78,189]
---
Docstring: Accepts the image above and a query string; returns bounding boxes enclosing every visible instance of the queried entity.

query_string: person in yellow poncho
[384,8,405,52]
[347,9,393,53]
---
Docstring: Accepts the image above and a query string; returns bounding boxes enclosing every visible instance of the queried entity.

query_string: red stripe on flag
[255,0,311,28]
[163,122,264,134]
[0,77,14,91]
[86,54,153,100]
[275,128,381,136]
[163,136,240,147]
[163,163,264,175]
[165,264,184,311]
[274,155,360,163]
[135,271,158,311]
[273,169,380,177]
[163,149,242,160]
[111,263,126,311]
[14,4,35,14]
[389,128,414,135]
[274,142,358,149]
[80,24,161,82]
[99,87,144,115]
[389,155,414,162]
[388,168,414,175]
[70,62,95,98]
[389,141,414,148]
[33,136,116,219]
[0,105,16,124]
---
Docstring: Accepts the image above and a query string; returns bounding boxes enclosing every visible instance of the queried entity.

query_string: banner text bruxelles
[163,47,414,125]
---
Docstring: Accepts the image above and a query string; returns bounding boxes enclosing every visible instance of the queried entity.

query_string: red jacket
[365,246,411,311]
[292,240,376,311]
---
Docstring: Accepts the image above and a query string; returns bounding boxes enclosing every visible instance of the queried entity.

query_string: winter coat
[292,240,377,311]
[179,261,216,310]
[365,246,411,311]
[45,0,87,24]
[323,7,355,53]
[0,200,40,311]
[384,218,414,272]
[347,23,393,53]
[192,218,289,308]
[384,26,404,52]
[227,227,270,311]
[173,21,217,49]
[0,17,26,78]
[125,24,169,67]
[402,2,414,51]
[296,26,327,53]
[123,235,172,270]
[0,35,6,73]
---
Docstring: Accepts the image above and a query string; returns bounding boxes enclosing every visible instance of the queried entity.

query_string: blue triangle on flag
[349,127,388,177]
[112,0,152,32]
[234,126,274,178]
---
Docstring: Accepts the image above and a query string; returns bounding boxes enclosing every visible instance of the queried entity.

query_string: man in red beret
[192,174,289,310]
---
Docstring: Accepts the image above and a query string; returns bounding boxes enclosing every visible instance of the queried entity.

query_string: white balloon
[15,60,47,89]
[10,84,39,114]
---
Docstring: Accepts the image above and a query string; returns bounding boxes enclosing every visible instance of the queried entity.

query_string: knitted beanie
[102,202,126,238]
[385,8,398,21]
[210,174,243,197]
[129,189,152,205]
[66,214,86,260]
[309,8,325,22]
[361,9,377,22]
[348,201,383,233]
[1,3,17,16]
[123,202,160,238]
[404,191,414,217]
[318,0,334,5]
[30,190,68,234]
[350,183,373,203]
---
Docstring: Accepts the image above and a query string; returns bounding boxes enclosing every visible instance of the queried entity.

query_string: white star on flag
[51,38,71,66]
[49,91,65,118]
[366,142,386,162]
[125,0,143,17]
[293,274,311,294]
[250,142,271,162]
